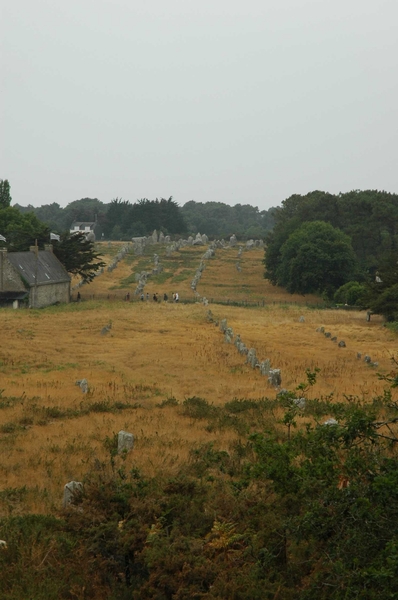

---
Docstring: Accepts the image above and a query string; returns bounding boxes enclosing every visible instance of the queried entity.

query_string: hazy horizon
[2,0,397,210]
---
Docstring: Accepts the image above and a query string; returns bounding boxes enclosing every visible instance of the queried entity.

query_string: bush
[334,281,367,306]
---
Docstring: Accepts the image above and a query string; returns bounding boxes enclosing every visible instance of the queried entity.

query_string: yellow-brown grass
[0,243,396,515]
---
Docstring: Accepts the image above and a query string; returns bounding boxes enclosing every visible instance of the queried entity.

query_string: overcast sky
[2,0,397,210]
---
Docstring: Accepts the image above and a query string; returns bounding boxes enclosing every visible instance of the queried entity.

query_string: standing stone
[357,352,362,359]
[219,319,227,333]
[268,369,282,387]
[63,481,83,508]
[118,430,134,454]
[237,342,248,355]
[230,234,237,247]
[323,418,338,426]
[246,240,254,249]
[159,231,165,244]
[259,359,271,376]
[75,378,88,393]
[299,316,305,323]
[324,332,331,338]
[236,263,242,272]
[364,355,371,363]
[193,233,204,246]
[338,340,346,347]
[246,348,258,368]
[152,230,158,244]
[224,327,234,344]
[293,398,306,410]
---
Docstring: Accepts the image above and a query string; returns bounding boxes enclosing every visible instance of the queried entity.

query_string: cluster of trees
[181,201,275,239]
[264,190,398,316]
[14,195,275,241]
[0,181,105,282]
[2,370,398,598]
[104,197,187,239]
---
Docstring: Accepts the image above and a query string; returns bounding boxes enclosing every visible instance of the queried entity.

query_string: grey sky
[2,0,397,210]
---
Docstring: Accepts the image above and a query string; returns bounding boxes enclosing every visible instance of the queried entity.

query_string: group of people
[139,292,179,303]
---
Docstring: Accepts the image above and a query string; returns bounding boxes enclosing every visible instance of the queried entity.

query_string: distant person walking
[163,293,168,302]
[77,292,81,302]
[153,293,158,302]
[174,292,179,303]
[126,292,130,301]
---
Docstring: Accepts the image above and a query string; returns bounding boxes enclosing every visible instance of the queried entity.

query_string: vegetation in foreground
[1,368,398,599]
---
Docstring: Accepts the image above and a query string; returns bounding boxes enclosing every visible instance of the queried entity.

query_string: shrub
[334,280,367,305]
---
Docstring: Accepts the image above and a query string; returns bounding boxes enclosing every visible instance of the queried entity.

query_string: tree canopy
[274,221,358,296]
[103,197,187,239]
[52,232,106,282]
[0,207,50,250]
[181,201,275,239]
[0,179,12,209]
[265,190,398,300]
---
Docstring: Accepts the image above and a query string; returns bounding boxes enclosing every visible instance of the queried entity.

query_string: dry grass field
[0,242,396,517]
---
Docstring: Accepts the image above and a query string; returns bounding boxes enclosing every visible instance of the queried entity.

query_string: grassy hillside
[0,242,394,514]
[0,242,397,599]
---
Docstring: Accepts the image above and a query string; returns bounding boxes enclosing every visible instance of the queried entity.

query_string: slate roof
[7,251,70,287]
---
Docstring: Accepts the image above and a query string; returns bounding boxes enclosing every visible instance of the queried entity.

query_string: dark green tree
[366,251,398,320]
[334,281,367,306]
[0,179,12,209]
[52,232,106,282]
[181,200,275,239]
[265,190,398,287]
[275,221,358,296]
[0,207,50,250]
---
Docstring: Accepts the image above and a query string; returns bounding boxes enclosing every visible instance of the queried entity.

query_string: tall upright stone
[63,481,83,508]
[118,430,134,454]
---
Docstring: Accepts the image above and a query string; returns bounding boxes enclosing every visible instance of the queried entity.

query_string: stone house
[0,245,71,308]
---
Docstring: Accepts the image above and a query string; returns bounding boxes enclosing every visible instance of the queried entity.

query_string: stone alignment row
[314,325,378,367]
[206,311,282,388]
[72,242,131,290]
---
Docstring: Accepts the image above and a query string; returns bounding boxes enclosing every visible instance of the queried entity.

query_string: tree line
[13,194,275,241]
[264,190,398,320]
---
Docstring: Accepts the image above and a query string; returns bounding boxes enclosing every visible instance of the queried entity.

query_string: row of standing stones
[73,243,132,290]
[134,232,263,299]
[63,430,134,509]
[206,311,282,389]
[67,234,263,505]
[192,236,251,305]
[68,314,365,505]
[314,325,378,367]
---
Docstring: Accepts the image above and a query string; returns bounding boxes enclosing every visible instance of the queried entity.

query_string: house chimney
[44,244,53,253]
